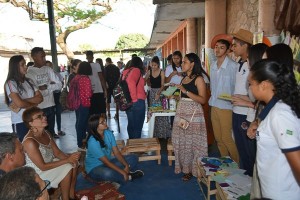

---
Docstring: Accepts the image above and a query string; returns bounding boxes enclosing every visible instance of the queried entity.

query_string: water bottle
[169,98,176,111]
[162,97,168,110]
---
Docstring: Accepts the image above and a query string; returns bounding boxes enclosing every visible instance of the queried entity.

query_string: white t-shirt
[257,101,300,200]
[5,80,38,124]
[89,62,103,93]
[165,64,183,85]
[26,66,62,109]
[233,61,249,115]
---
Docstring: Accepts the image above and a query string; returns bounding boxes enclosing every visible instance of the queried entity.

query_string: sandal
[182,173,193,181]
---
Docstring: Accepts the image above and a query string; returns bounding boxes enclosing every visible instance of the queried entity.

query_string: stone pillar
[258,0,279,36]
[186,18,197,53]
[205,0,227,48]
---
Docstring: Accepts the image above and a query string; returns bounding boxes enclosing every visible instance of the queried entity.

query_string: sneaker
[57,131,66,136]
[129,170,144,181]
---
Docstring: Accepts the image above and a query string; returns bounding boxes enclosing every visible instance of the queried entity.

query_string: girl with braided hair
[248,59,300,199]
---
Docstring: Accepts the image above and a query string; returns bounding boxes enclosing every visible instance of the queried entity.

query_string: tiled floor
[0,107,149,153]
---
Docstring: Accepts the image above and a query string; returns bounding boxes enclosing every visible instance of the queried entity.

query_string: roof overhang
[149,0,205,49]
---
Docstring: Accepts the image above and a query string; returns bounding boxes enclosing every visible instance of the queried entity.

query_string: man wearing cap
[209,38,239,163]
[231,29,255,176]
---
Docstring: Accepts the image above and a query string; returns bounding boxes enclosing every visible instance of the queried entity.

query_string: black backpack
[113,68,140,111]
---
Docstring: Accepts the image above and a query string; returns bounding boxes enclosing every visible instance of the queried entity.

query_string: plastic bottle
[169,98,176,111]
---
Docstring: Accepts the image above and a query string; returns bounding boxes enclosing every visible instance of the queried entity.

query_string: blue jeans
[88,154,138,184]
[125,99,145,139]
[53,92,62,131]
[12,122,29,142]
[75,105,89,148]
[43,106,55,137]
[232,113,256,176]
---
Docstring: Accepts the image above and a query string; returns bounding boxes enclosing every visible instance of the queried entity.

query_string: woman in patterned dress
[172,53,209,181]
[144,56,171,138]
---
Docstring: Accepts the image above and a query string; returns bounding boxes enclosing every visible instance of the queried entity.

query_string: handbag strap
[189,109,197,122]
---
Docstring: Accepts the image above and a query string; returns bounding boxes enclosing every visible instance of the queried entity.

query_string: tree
[115,33,149,50]
[0,0,113,60]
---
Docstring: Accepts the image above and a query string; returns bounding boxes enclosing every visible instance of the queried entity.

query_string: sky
[0,0,156,51]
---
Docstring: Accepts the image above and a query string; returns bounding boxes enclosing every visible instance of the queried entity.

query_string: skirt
[171,98,208,176]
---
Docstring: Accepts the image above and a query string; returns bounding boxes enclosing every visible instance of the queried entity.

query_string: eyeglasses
[32,113,46,121]
[39,180,51,196]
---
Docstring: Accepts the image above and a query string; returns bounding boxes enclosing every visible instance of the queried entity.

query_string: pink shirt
[122,67,146,102]
[78,75,92,107]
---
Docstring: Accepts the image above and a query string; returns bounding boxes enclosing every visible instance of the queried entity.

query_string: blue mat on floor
[118,154,205,200]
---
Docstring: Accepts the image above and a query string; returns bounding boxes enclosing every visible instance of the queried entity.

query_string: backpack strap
[122,67,141,86]
[123,67,135,80]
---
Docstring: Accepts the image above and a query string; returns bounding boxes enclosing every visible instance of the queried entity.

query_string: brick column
[205,0,227,48]
[186,18,197,53]
[258,0,279,36]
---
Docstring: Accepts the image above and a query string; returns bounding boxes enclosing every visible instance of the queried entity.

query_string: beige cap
[232,29,253,45]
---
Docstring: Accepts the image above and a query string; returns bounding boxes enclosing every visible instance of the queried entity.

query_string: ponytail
[251,59,300,118]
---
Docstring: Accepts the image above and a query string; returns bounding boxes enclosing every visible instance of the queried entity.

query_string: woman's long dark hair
[129,56,144,74]
[248,43,268,68]
[250,59,300,118]
[265,43,294,72]
[172,50,182,71]
[184,53,210,81]
[4,55,33,106]
[86,114,106,148]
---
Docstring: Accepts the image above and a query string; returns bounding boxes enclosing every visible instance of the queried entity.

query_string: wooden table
[197,158,217,200]
[197,157,251,200]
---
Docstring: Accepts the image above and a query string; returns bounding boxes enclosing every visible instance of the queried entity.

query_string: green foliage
[115,33,149,49]
[79,44,94,52]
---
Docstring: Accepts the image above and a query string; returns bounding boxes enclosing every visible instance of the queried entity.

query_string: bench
[125,138,161,164]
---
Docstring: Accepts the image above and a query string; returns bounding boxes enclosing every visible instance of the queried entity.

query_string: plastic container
[169,98,176,111]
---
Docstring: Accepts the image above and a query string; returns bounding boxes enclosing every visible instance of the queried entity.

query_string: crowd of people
[0,28,300,199]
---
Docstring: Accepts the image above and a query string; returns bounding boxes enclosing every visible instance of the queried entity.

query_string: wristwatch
[185,90,189,95]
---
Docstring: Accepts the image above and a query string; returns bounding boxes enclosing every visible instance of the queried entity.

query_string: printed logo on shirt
[241,122,248,130]
[286,130,293,135]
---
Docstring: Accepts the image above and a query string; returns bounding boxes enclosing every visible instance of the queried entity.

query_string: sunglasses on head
[32,113,46,120]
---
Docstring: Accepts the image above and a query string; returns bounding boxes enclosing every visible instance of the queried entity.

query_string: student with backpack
[69,61,93,148]
[121,57,146,139]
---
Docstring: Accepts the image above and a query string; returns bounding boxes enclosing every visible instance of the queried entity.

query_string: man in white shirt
[86,51,107,116]
[231,29,255,176]
[209,39,239,163]
[26,47,62,138]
